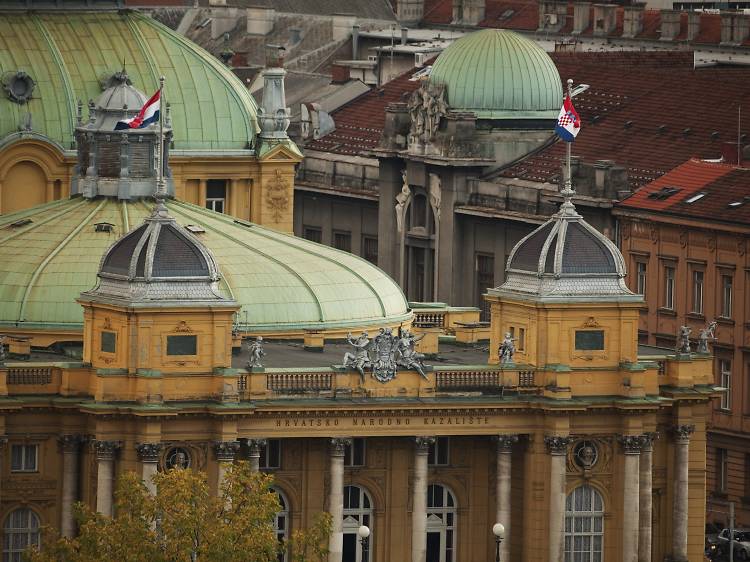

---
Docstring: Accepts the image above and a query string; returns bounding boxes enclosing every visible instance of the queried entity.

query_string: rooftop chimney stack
[572,2,591,34]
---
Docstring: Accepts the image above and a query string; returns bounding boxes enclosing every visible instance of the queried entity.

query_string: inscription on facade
[274,415,490,428]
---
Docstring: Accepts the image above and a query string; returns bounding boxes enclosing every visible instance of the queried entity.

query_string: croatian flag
[554,94,581,142]
[114,89,160,130]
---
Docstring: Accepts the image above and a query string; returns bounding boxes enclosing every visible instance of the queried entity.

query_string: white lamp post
[357,525,371,562]
[492,522,505,562]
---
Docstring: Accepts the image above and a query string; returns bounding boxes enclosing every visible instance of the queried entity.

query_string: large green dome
[429,29,562,121]
[0,198,410,336]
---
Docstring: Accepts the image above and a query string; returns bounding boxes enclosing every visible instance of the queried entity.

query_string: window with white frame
[205,180,226,214]
[426,484,456,562]
[3,508,40,562]
[664,266,675,310]
[428,437,449,466]
[636,261,647,296]
[344,438,365,467]
[721,275,734,318]
[691,270,704,314]
[720,359,732,411]
[260,439,281,470]
[564,485,604,562]
[272,487,290,562]
[10,444,37,472]
[343,485,373,562]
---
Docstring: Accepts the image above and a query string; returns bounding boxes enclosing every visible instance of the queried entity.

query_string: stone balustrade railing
[267,372,333,393]
[7,367,52,385]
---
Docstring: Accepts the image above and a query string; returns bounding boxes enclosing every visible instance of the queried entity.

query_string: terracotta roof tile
[479,0,539,30]
[423,0,453,24]
[617,159,750,225]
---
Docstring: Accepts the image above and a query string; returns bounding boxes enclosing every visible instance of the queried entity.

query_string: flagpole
[156,75,165,201]
[562,78,574,201]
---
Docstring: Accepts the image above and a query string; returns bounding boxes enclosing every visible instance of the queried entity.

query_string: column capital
[329,437,353,456]
[92,440,121,461]
[58,434,85,453]
[135,442,163,463]
[544,435,572,455]
[213,440,240,462]
[671,424,695,441]
[247,438,268,454]
[640,431,659,451]
[0,435,8,450]
[414,436,436,453]
[618,434,644,454]
[495,434,519,452]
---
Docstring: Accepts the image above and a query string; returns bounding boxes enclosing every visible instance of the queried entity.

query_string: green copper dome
[429,29,562,121]
[0,198,410,334]
[0,11,258,152]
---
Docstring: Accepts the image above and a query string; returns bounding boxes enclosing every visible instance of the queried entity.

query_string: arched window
[342,485,373,562]
[3,508,40,562]
[271,487,290,562]
[565,485,604,562]
[426,484,456,562]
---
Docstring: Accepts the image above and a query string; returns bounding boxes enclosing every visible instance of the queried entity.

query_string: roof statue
[498,333,515,364]
[342,327,430,383]
[676,326,692,355]
[246,337,266,370]
[343,331,371,383]
[697,321,717,355]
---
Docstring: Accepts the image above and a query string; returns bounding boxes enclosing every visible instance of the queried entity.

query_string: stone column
[638,433,656,562]
[0,437,7,519]
[545,436,571,562]
[213,441,240,490]
[93,440,120,517]
[59,435,83,537]
[328,438,352,562]
[495,435,518,562]
[248,438,267,472]
[619,435,643,562]
[135,442,163,495]
[412,436,435,562]
[671,425,694,562]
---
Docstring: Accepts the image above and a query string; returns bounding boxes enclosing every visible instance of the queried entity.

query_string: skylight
[648,187,681,200]
[185,224,206,234]
[684,192,706,204]
[10,219,32,228]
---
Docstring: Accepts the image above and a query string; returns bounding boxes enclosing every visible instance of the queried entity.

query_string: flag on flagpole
[115,89,160,130]
[554,94,581,142]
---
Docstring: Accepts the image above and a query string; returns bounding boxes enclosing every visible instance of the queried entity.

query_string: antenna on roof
[738,105,742,167]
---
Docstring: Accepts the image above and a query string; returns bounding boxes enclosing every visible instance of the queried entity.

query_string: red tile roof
[423,0,453,25]
[694,13,721,44]
[478,0,539,31]
[616,159,750,226]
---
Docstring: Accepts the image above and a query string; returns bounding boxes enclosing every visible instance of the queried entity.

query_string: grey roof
[199,0,396,20]
[493,200,640,303]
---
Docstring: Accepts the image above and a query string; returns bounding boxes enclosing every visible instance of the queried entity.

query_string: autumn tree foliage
[26,462,330,562]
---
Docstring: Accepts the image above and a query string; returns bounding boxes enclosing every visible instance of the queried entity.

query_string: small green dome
[429,29,562,121]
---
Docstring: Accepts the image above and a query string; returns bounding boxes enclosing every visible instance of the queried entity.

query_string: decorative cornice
[329,437,353,456]
[247,438,268,455]
[544,435,572,455]
[58,434,84,453]
[414,436,436,452]
[672,424,695,441]
[213,440,240,462]
[618,434,644,454]
[93,440,121,461]
[135,442,163,463]
[495,434,519,452]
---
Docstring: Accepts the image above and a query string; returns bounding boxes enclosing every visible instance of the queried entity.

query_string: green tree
[26,462,330,562]
[289,512,332,562]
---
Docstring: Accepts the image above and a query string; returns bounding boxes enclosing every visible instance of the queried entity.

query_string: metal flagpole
[156,75,166,200]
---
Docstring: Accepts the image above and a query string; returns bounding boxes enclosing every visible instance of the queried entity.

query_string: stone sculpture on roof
[676,326,692,354]
[246,337,266,369]
[697,321,717,354]
[343,331,371,382]
[499,332,515,364]
[407,82,448,147]
[396,329,427,379]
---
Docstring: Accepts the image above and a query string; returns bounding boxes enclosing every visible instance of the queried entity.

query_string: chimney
[720,12,735,44]
[594,160,614,191]
[592,4,617,36]
[331,63,350,83]
[659,9,680,41]
[352,24,360,59]
[247,7,275,35]
[622,4,645,38]
[687,11,700,40]
[258,47,290,140]
[538,0,565,32]
[735,13,750,43]
[721,142,741,166]
[401,27,409,45]
[572,2,591,34]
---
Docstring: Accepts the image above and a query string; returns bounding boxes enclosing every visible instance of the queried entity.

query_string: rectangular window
[720,359,732,411]
[10,444,37,472]
[717,448,728,493]
[518,328,526,351]
[745,454,750,499]
[100,331,116,353]
[575,330,605,351]
[363,236,378,265]
[166,335,197,356]
[722,275,733,318]
[303,226,322,243]
[476,253,495,322]
[664,266,675,310]
[428,437,449,466]
[205,180,227,214]
[344,438,365,467]
[260,439,281,470]
[636,261,647,296]
[333,230,352,253]
[692,270,704,314]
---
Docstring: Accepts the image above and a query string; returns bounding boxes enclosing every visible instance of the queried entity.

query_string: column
[495,435,518,561]
[328,438,351,562]
[135,442,163,495]
[671,425,694,562]
[198,179,208,208]
[619,435,643,562]
[58,435,83,537]
[248,439,267,472]
[213,441,240,490]
[412,436,435,562]
[638,433,656,562]
[93,440,120,517]
[545,436,571,562]
[0,437,7,515]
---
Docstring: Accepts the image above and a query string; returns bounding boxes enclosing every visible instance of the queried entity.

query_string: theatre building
[0,165,716,562]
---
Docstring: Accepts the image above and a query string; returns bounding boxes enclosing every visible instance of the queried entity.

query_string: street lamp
[357,525,370,562]
[492,523,505,562]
